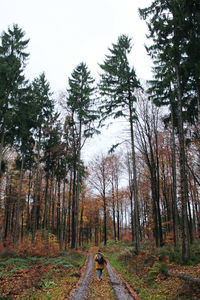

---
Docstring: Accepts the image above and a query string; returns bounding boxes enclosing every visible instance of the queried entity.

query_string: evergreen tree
[12,84,36,244]
[99,35,141,253]
[31,73,54,243]
[67,62,99,249]
[0,24,29,176]
[139,0,194,262]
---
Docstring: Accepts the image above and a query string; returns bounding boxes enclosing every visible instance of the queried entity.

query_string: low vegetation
[103,240,200,300]
[0,239,87,299]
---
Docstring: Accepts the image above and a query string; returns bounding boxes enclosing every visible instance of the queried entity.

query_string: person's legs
[97,269,102,280]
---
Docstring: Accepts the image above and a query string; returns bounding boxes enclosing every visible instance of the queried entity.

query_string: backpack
[96,253,104,264]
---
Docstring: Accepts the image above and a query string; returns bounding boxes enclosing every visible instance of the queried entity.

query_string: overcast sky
[1,0,153,161]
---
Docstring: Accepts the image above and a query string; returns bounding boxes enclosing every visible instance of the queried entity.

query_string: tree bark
[57,175,61,239]
[0,125,5,178]
[75,121,82,249]
[32,132,41,243]
[43,171,49,231]
[60,170,66,249]
[14,150,24,245]
[176,63,190,262]
[128,100,140,253]
[103,193,107,245]
[127,153,134,242]
[71,163,76,249]
[26,171,32,232]
[67,170,72,246]
[170,103,179,249]
[111,181,116,240]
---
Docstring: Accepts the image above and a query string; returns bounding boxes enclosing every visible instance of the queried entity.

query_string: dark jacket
[94,252,107,270]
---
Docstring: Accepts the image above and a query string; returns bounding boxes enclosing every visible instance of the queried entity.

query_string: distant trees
[136,96,163,247]
[89,155,111,245]
[89,153,124,245]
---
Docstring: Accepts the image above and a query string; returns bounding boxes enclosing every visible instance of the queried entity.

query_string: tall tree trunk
[43,171,49,231]
[51,178,56,233]
[48,171,54,230]
[170,104,179,249]
[0,125,5,178]
[14,150,25,245]
[32,132,41,243]
[95,211,99,245]
[67,170,72,246]
[154,118,163,247]
[196,82,200,133]
[75,121,82,249]
[71,163,76,249]
[3,180,11,241]
[26,171,32,232]
[11,203,15,238]
[129,100,140,253]
[161,164,171,233]
[150,172,159,247]
[57,176,61,239]
[116,184,120,240]
[127,153,134,242]
[103,193,107,245]
[111,181,116,240]
[176,64,190,262]
[60,172,66,249]
[21,210,24,241]
[79,199,84,247]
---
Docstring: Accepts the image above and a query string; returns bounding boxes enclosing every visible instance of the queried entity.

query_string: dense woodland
[0,0,200,265]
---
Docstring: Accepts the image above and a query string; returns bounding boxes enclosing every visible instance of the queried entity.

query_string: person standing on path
[94,248,107,281]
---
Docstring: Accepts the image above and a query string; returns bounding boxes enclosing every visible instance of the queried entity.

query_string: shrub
[148,262,168,282]
[117,247,134,264]
[0,249,17,259]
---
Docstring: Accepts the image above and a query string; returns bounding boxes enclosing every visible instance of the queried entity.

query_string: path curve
[106,262,136,300]
[68,252,94,300]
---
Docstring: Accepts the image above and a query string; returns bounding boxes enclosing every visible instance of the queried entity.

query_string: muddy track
[68,251,140,300]
[106,262,136,299]
[68,252,94,299]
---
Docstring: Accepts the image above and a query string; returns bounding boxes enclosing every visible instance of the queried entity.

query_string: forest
[0,0,200,299]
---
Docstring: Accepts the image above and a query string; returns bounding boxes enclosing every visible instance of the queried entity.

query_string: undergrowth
[0,243,87,299]
[103,239,200,300]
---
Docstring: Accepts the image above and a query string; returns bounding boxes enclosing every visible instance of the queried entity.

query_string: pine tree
[139,0,193,262]
[13,84,36,244]
[0,24,29,177]
[31,73,54,243]
[67,62,99,248]
[99,35,141,253]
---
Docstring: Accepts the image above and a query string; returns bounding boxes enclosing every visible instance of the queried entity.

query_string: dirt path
[68,250,139,300]
[68,252,94,300]
[106,262,136,300]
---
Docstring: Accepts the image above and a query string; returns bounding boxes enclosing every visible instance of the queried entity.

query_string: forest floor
[0,247,139,300]
[1,241,200,299]
[68,247,139,299]
[103,240,200,299]
[0,249,87,299]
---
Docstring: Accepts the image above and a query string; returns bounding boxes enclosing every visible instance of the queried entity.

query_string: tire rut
[68,251,139,300]
[68,253,94,300]
[106,262,136,300]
